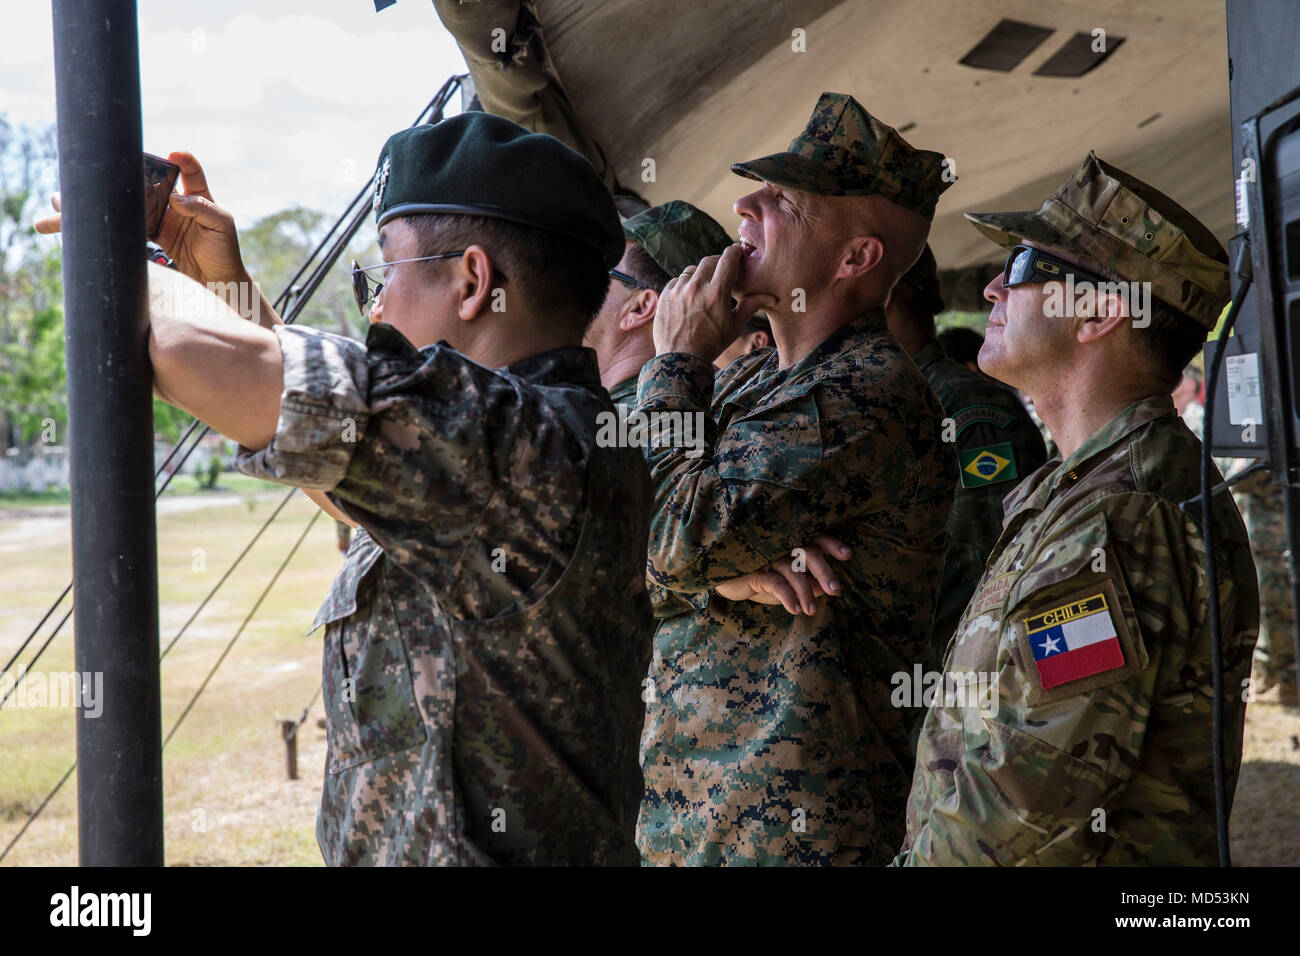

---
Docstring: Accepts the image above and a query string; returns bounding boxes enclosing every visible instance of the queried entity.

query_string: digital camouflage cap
[622,200,733,276]
[731,92,953,220]
[965,151,1230,329]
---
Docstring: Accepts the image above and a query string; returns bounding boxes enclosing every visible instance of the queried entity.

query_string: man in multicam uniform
[634,92,955,865]
[121,113,654,865]
[894,152,1260,865]
[886,244,1047,661]
[1236,470,1298,705]
[585,200,732,408]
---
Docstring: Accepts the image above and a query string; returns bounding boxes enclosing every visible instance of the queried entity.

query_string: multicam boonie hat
[899,243,946,316]
[731,92,953,221]
[621,200,732,276]
[965,151,1230,329]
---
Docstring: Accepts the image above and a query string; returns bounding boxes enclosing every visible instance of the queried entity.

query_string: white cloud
[7,1,469,222]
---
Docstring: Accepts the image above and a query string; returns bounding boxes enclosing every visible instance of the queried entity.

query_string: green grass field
[0,476,338,866]
[1,474,1298,865]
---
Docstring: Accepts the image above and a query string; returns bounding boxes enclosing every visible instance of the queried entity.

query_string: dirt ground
[1,485,1297,866]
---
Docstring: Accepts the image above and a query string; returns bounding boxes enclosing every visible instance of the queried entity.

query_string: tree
[239,205,375,341]
[0,116,63,447]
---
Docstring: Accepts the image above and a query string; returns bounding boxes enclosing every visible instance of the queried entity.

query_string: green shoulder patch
[950,404,1015,436]
[958,442,1018,488]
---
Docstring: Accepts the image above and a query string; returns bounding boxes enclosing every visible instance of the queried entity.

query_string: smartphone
[143,152,180,240]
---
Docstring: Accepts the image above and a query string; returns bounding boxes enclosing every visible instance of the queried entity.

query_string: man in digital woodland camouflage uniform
[585,200,732,409]
[885,244,1047,662]
[895,152,1259,865]
[634,92,955,864]
[98,113,654,865]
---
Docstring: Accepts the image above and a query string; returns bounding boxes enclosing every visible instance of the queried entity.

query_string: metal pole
[52,0,164,865]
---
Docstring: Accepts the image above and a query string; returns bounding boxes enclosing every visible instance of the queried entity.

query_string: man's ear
[837,235,885,280]
[455,244,499,321]
[1076,286,1129,344]
[618,288,658,331]
[746,330,771,353]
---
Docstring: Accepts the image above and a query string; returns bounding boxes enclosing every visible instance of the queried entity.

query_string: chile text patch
[1023,592,1124,689]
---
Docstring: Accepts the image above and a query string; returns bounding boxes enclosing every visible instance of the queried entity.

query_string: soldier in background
[1236,471,1298,706]
[584,200,732,407]
[714,313,773,370]
[895,152,1258,865]
[885,245,1047,661]
[936,325,984,373]
[636,92,955,865]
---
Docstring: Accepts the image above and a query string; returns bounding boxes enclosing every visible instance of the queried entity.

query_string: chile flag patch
[1023,593,1124,689]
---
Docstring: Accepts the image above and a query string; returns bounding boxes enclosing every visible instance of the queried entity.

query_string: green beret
[899,243,946,316]
[372,112,624,268]
[622,200,733,276]
[732,92,954,221]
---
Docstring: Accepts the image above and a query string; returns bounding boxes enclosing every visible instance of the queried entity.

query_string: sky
[4,1,470,224]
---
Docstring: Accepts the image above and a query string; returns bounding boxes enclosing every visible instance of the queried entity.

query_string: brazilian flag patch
[958,442,1018,488]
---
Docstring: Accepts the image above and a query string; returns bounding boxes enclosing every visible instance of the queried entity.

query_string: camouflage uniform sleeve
[636,351,887,593]
[895,492,1250,865]
[933,409,1048,654]
[237,323,531,584]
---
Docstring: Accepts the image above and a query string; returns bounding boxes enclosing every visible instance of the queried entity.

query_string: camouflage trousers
[1238,486,1297,688]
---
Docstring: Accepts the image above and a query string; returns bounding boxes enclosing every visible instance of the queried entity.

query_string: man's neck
[461,314,581,370]
[1028,369,1152,460]
[597,334,656,391]
[769,302,881,370]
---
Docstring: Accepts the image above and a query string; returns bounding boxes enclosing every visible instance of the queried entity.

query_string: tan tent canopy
[433,0,1231,300]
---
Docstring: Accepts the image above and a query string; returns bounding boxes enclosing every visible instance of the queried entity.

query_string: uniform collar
[912,340,945,372]
[608,374,639,406]
[760,309,889,386]
[504,345,603,388]
[365,322,602,388]
[1010,393,1177,513]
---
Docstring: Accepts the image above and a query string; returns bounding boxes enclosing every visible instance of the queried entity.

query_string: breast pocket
[320,558,427,773]
[716,393,822,490]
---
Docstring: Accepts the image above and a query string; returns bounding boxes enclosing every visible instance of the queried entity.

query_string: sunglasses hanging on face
[351,252,509,316]
[1001,243,1112,290]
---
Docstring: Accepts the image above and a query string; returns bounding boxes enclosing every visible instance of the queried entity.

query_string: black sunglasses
[1002,244,1111,290]
[609,268,651,290]
[351,252,508,316]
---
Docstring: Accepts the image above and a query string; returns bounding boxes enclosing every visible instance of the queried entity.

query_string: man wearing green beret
[48,113,654,865]
[585,200,732,408]
[894,152,1259,865]
[885,243,1047,663]
[633,92,956,864]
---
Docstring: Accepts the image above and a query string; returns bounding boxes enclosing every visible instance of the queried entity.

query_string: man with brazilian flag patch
[886,244,1047,662]
[894,151,1259,866]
